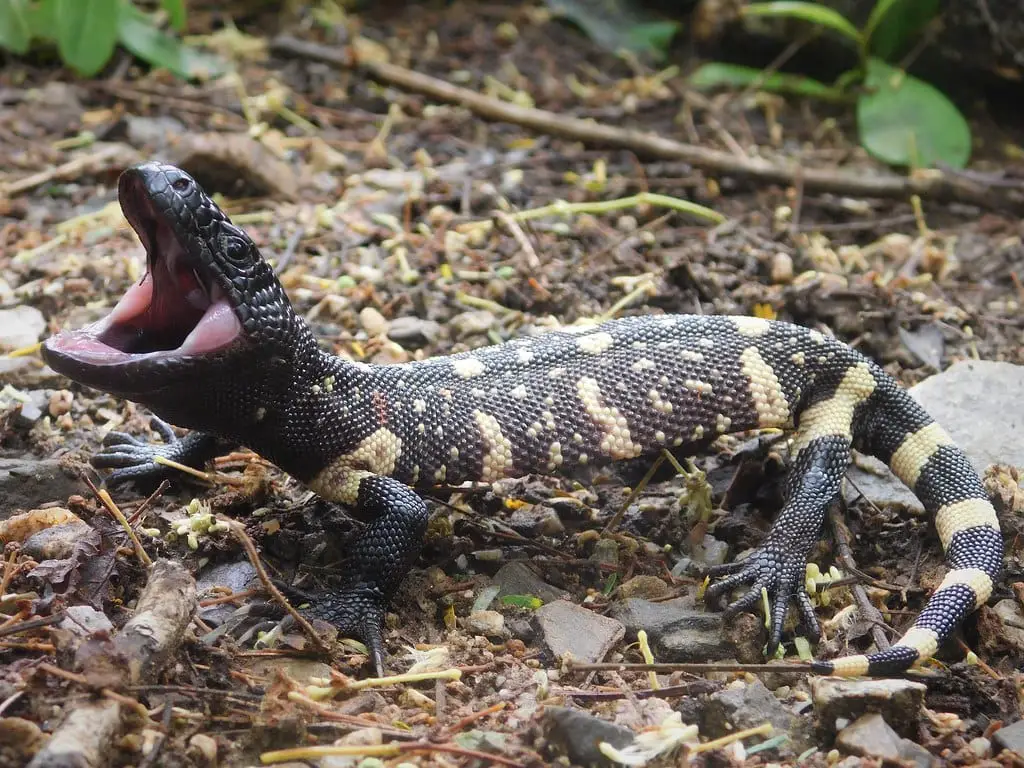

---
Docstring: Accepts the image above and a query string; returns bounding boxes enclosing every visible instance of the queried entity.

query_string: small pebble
[771,252,794,284]
[969,737,990,757]
[49,390,73,417]
[464,610,506,637]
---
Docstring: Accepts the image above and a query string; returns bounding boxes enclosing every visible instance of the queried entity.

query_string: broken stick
[27,560,197,768]
[270,35,1024,212]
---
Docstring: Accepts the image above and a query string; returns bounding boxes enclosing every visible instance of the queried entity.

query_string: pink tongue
[179,299,241,354]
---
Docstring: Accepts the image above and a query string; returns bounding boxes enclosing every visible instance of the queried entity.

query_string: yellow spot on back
[733,316,771,337]
[453,357,486,378]
[547,441,563,470]
[576,376,643,459]
[631,358,656,372]
[739,347,790,428]
[577,332,615,355]
[474,410,515,482]
[684,378,714,395]
[510,384,528,400]
[517,349,535,365]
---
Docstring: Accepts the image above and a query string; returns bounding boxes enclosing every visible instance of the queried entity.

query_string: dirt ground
[2,2,1024,766]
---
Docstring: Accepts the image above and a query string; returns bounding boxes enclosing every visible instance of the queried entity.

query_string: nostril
[172,177,192,192]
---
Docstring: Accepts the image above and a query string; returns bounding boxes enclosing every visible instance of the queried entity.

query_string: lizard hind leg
[705,433,852,652]
[300,473,429,676]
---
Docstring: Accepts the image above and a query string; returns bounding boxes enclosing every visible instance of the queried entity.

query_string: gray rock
[993,599,1024,653]
[608,596,730,662]
[846,360,1024,510]
[534,600,624,663]
[898,737,937,767]
[994,719,1024,758]
[492,561,569,604]
[835,712,903,760]
[22,520,95,561]
[59,606,114,637]
[701,680,799,752]
[196,560,258,624]
[196,560,258,595]
[692,534,729,567]
[845,454,924,513]
[0,306,45,351]
[811,677,926,737]
[542,706,634,767]
[386,316,442,348]
[124,115,186,148]
[508,504,565,537]
[0,457,87,517]
[244,657,333,682]
[616,575,671,601]
[969,736,991,757]
[449,310,496,339]
[464,610,506,637]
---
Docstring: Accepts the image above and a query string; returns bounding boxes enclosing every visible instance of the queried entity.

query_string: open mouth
[44,176,242,367]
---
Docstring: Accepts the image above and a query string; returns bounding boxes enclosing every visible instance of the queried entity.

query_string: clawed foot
[704,540,820,654]
[92,417,186,487]
[292,583,389,677]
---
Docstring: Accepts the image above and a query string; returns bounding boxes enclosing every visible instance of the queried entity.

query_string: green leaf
[864,0,940,59]
[623,21,680,59]
[0,0,31,54]
[545,0,680,61]
[499,594,543,610]
[160,0,187,31]
[55,0,119,75]
[601,572,618,595]
[689,62,845,101]
[117,0,224,80]
[742,1,862,47]
[24,0,57,43]
[857,57,971,169]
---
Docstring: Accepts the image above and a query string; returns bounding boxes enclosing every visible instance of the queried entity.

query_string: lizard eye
[221,234,250,265]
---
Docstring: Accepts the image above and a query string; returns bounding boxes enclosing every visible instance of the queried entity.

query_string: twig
[261,741,526,767]
[553,680,720,701]
[88,480,152,566]
[602,453,666,534]
[2,144,134,197]
[494,211,542,271]
[269,35,1024,211]
[0,612,63,638]
[226,519,330,654]
[827,504,891,652]
[445,701,507,735]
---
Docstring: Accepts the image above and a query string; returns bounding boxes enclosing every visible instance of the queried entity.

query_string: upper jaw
[42,166,244,387]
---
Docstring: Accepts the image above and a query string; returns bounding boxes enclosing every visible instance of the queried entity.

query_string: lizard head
[43,162,303,404]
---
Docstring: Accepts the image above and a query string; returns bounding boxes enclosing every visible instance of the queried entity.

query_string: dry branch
[271,35,1024,212]
[28,560,197,768]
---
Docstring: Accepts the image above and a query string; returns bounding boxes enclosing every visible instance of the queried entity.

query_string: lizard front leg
[301,472,429,675]
[93,417,236,487]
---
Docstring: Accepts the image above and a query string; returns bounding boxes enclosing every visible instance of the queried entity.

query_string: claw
[301,583,388,675]
[150,416,177,443]
[704,540,818,655]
